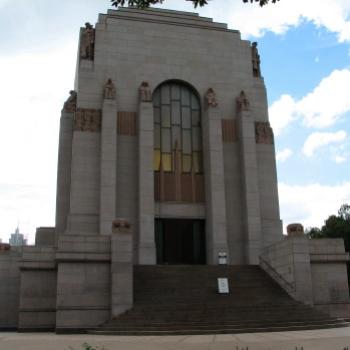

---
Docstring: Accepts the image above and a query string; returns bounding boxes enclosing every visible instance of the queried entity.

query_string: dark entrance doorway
[155,219,206,264]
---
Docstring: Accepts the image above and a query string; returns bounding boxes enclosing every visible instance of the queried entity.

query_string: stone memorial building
[1,7,350,334]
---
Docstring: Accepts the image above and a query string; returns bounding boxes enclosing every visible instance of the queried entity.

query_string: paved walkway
[1,327,350,350]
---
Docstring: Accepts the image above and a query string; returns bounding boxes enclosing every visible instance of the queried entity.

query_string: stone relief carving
[117,112,137,136]
[80,22,95,60]
[236,90,250,112]
[251,42,261,78]
[139,81,152,102]
[255,122,274,144]
[74,108,101,132]
[222,119,237,143]
[112,218,131,234]
[103,78,116,100]
[63,90,77,112]
[205,88,218,107]
[287,223,304,237]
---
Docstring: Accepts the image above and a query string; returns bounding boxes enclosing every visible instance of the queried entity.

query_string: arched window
[153,82,203,174]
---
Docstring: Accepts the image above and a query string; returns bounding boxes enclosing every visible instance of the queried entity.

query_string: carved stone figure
[139,81,152,102]
[236,90,250,111]
[112,219,131,234]
[74,108,102,132]
[63,90,77,112]
[104,78,116,100]
[80,22,95,60]
[205,88,218,107]
[255,122,274,144]
[287,223,304,237]
[251,42,261,78]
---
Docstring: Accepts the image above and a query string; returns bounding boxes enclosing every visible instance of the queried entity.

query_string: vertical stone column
[138,83,156,264]
[100,80,117,235]
[237,108,262,264]
[55,93,75,243]
[111,219,133,317]
[202,89,229,264]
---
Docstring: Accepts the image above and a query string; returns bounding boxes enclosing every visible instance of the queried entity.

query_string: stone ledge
[310,253,349,263]
[55,252,110,262]
[19,261,56,270]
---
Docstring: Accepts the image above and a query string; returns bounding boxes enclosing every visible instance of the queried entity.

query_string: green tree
[306,204,350,283]
[111,0,280,9]
[306,204,350,250]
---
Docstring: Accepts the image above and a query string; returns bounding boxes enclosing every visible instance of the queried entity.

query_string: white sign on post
[217,278,229,294]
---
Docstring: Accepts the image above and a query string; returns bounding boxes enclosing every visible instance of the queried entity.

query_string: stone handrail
[259,255,296,297]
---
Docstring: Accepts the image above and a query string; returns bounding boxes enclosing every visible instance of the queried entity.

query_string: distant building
[9,227,27,246]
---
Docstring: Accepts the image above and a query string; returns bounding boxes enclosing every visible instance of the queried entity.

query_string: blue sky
[0,0,350,243]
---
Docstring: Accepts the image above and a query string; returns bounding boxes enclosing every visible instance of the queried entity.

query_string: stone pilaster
[111,219,133,317]
[237,109,262,264]
[55,110,74,243]
[202,105,229,265]
[100,98,117,235]
[138,101,156,264]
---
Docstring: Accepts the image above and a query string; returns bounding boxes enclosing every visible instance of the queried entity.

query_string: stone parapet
[260,235,350,316]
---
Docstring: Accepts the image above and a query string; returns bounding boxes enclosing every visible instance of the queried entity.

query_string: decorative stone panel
[74,108,101,132]
[255,122,274,144]
[154,171,205,203]
[222,119,237,143]
[117,112,137,136]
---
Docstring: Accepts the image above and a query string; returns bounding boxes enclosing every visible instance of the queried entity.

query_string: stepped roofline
[98,6,239,33]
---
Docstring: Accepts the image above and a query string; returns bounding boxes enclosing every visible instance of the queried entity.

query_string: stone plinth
[111,219,133,317]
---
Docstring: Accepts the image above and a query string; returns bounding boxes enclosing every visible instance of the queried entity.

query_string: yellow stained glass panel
[162,153,172,171]
[154,150,161,171]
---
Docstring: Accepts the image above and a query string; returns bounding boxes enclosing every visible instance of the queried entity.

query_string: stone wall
[310,239,350,317]
[0,247,22,330]
[55,235,111,332]
[35,227,55,246]
[18,247,57,331]
[260,235,350,317]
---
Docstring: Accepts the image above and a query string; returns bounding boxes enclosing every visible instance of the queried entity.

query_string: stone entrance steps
[90,265,349,335]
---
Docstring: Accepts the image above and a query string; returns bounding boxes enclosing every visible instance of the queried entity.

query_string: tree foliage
[110,0,280,9]
[306,203,350,251]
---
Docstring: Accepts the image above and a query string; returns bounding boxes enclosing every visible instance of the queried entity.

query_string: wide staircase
[92,265,349,335]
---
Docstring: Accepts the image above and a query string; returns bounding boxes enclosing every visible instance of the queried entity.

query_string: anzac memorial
[0,7,350,334]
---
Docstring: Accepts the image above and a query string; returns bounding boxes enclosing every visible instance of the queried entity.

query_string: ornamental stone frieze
[74,108,102,132]
[222,119,237,143]
[255,122,274,144]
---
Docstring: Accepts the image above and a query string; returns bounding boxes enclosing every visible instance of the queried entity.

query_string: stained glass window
[153,82,203,173]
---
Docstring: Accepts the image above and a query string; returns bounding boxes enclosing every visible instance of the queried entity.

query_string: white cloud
[279,181,350,231]
[269,95,297,136]
[302,131,347,157]
[297,69,350,128]
[335,155,347,163]
[276,148,293,162]
[203,0,350,42]
[269,69,350,134]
